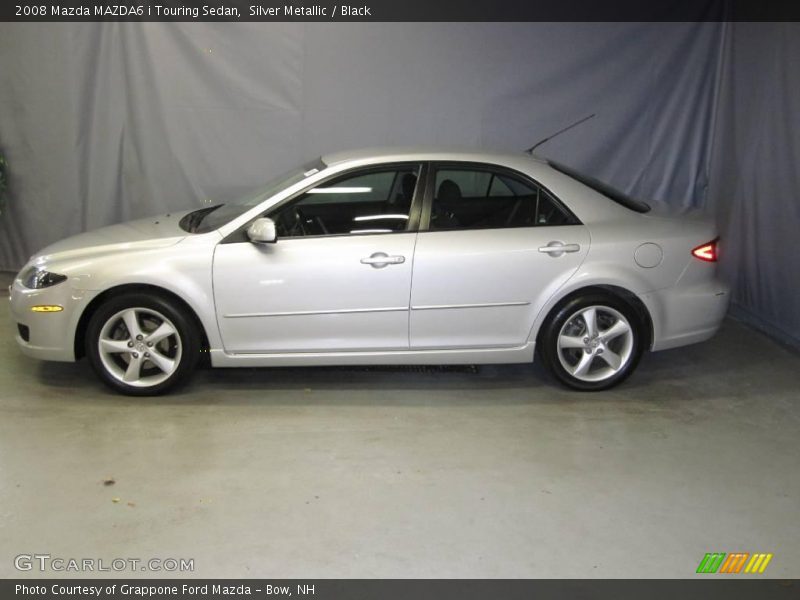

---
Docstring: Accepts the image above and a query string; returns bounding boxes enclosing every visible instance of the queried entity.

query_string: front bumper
[9,278,97,362]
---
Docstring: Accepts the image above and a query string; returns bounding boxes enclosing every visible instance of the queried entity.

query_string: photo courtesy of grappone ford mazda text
[9,148,729,395]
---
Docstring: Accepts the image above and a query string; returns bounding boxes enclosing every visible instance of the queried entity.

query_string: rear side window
[548,160,651,213]
[430,166,579,231]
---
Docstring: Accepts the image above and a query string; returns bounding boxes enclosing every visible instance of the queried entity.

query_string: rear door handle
[360,252,406,268]
[538,242,581,257]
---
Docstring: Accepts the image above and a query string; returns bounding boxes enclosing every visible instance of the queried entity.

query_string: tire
[86,293,201,396]
[538,293,644,391]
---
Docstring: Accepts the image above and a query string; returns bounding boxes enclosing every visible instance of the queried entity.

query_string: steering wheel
[277,207,308,237]
[295,209,310,235]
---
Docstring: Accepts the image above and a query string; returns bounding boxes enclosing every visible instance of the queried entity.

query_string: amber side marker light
[692,238,719,262]
[30,305,64,313]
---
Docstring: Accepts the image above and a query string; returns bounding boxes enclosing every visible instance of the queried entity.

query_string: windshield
[548,160,651,213]
[180,159,326,233]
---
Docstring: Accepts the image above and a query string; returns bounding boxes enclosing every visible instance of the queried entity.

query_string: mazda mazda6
[9,148,729,395]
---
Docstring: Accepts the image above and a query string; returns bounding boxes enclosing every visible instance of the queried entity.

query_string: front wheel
[539,294,644,391]
[86,293,200,396]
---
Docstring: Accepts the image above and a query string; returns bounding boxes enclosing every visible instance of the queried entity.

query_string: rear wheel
[86,293,200,396]
[539,293,644,391]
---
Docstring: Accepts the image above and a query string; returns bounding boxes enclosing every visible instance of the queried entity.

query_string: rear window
[548,161,651,213]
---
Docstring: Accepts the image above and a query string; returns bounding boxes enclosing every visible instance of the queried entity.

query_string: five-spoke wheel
[87,293,200,396]
[540,294,643,391]
[97,307,182,388]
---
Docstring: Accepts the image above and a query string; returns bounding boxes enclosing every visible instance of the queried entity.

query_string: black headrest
[438,179,462,201]
[400,173,417,199]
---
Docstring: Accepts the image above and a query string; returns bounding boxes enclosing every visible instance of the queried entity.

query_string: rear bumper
[641,277,730,352]
[9,278,96,362]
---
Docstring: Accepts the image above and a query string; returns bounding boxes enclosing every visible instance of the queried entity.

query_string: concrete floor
[1,272,799,579]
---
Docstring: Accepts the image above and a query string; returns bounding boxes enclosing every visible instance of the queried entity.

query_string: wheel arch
[534,284,654,351]
[74,284,211,360]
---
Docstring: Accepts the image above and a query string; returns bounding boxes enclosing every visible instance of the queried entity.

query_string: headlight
[20,267,68,289]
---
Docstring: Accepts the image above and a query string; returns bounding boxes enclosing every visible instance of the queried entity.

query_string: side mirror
[246,217,277,244]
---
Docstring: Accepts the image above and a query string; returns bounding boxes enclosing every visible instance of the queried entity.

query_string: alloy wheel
[97,307,183,388]
[556,305,634,383]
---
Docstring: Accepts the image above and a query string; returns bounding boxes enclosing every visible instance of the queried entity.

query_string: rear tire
[539,293,644,391]
[86,293,200,396]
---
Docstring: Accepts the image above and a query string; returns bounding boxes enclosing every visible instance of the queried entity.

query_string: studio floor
[1,273,798,579]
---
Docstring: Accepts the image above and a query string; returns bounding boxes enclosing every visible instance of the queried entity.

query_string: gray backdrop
[0,22,797,346]
[707,22,800,349]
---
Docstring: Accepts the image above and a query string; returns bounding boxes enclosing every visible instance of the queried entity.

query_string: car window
[488,176,513,197]
[430,167,577,231]
[268,165,421,238]
[298,171,399,206]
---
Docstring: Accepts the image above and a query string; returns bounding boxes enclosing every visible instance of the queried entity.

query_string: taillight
[692,238,719,262]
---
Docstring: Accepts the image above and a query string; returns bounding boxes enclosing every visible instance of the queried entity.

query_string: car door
[409,162,590,349]
[213,163,423,354]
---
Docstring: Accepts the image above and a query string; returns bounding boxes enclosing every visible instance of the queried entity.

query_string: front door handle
[360,252,406,268]
[538,242,581,257]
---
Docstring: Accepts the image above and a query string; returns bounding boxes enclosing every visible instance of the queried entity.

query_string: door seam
[406,231,419,349]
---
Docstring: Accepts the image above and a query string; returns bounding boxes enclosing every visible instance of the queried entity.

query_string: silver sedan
[9,148,729,395]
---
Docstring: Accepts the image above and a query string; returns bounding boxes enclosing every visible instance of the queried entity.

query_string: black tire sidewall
[86,293,200,396]
[539,293,644,391]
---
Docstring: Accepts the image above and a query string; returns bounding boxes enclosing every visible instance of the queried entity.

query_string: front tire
[539,293,644,391]
[86,293,200,396]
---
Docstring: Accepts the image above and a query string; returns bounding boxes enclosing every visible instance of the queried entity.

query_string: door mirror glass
[246,217,277,244]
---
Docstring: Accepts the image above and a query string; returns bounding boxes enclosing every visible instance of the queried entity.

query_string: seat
[432,179,462,229]
[437,179,462,201]
[391,172,418,217]
[398,173,417,202]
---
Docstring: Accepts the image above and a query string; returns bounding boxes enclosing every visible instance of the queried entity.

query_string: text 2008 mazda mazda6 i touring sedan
[9,148,729,395]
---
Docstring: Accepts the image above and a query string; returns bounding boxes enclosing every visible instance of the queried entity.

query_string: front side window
[268,165,421,238]
[429,166,577,231]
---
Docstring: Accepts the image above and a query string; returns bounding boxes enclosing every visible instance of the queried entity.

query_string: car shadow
[35,357,561,406]
[21,319,796,409]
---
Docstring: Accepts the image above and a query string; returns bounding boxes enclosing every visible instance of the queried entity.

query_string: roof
[321,146,547,167]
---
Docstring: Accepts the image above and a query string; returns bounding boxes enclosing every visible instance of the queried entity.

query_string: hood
[33,210,192,263]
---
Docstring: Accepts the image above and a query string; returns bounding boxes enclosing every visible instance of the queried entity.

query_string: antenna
[525,114,596,155]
